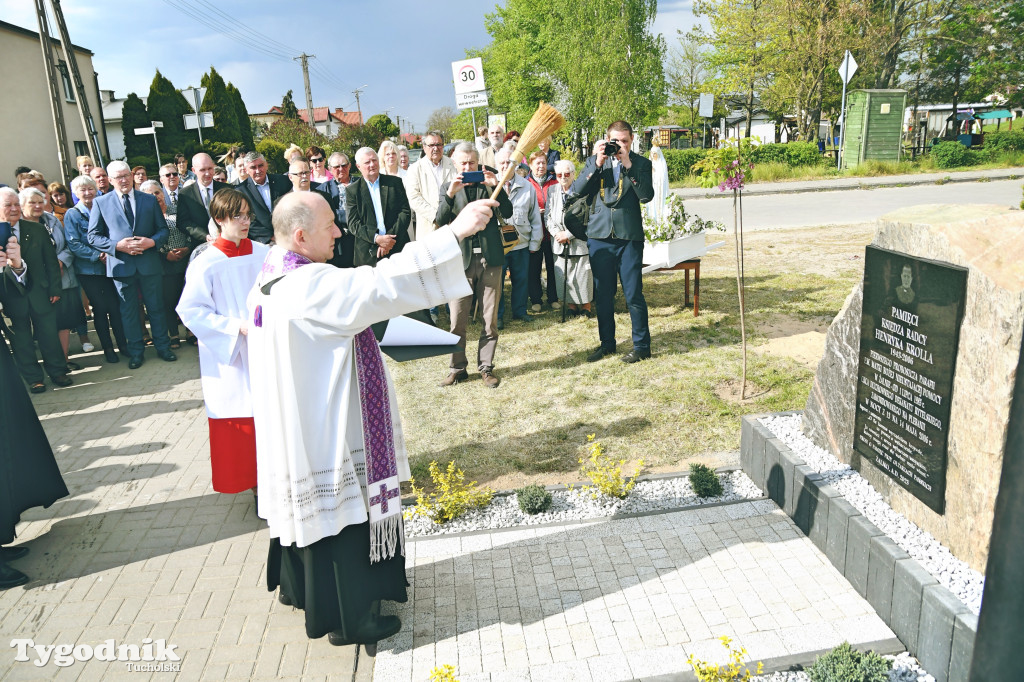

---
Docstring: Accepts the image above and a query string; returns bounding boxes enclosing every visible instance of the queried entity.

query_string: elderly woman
[378,140,406,178]
[47,182,71,223]
[397,145,410,171]
[177,188,269,497]
[64,175,126,363]
[306,145,330,184]
[140,179,191,349]
[546,160,592,316]
[20,187,87,369]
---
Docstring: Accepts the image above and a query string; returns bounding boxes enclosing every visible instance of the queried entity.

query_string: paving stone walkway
[1,344,894,681]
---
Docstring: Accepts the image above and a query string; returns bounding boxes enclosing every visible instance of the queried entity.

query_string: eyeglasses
[555,172,573,177]
[309,157,324,163]
[289,171,311,178]
[424,143,444,148]
[110,174,131,181]
[230,213,254,222]
[161,172,179,178]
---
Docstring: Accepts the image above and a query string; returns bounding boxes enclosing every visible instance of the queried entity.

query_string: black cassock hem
[267,521,409,640]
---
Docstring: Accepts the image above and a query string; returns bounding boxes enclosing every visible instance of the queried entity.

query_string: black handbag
[562,192,593,241]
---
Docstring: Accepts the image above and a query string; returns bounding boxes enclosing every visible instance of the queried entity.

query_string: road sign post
[134,121,164,164]
[181,87,212,145]
[837,50,858,169]
[451,58,489,119]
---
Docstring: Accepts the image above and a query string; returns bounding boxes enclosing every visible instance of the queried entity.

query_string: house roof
[333,108,361,126]
[0,19,93,55]
[260,105,361,126]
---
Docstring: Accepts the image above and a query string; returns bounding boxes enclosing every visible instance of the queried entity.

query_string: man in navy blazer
[345,147,411,267]
[86,160,175,369]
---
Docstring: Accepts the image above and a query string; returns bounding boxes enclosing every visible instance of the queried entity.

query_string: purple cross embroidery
[370,483,399,514]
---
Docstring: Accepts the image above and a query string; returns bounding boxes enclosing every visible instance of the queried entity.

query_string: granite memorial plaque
[853,246,968,514]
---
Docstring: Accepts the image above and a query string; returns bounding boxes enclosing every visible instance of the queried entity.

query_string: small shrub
[578,434,644,499]
[406,460,492,524]
[930,141,979,169]
[126,155,157,174]
[515,484,552,515]
[807,642,891,682]
[429,664,459,682]
[689,463,724,498]
[687,636,763,681]
[785,141,828,167]
[983,130,1024,152]
[748,142,789,166]
[663,148,708,182]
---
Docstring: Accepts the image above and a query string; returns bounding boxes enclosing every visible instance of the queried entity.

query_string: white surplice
[177,242,270,418]
[248,226,471,548]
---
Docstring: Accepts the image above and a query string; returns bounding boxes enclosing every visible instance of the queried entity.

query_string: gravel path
[761,414,984,614]
[404,470,764,537]
[752,652,935,681]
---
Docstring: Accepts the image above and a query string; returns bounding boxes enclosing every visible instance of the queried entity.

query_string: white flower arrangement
[642,193,725,243]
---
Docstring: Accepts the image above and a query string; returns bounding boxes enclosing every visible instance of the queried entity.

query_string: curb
[674,168,1024,200]
[740,413,975,682]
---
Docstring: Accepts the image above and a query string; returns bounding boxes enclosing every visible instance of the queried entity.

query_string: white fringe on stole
[369,513,405,564]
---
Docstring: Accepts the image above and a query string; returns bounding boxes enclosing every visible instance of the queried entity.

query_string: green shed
[841,89,908,169]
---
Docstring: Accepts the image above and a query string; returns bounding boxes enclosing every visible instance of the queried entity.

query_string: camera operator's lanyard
[599,165,625,207]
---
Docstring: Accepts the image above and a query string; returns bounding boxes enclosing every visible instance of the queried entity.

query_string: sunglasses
[162,172,179,178]
[555,172,573,177]
[330,164,349,170]
[309,157,324,163]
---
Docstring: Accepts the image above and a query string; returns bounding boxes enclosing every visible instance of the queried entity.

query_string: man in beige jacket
[404,131,456,241]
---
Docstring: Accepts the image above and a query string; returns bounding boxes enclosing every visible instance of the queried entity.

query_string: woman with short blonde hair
[378,140,406,178]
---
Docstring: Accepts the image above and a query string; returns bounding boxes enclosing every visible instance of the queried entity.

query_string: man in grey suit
[571,120,654,364]
[87,161,174,369]
[236,152,292,244]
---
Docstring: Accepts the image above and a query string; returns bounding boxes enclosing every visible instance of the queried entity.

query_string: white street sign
[134,127,155,135]
[838,51,858,85]
[183,112,215,129]
[181,87,207,112]
[455,90,489,110]
[698,93,714,118]
[451,58,486,95]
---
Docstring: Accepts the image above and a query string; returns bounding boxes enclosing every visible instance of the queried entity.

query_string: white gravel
[751,652,935,681]
[760,414,984,615]
[403,470,764,537]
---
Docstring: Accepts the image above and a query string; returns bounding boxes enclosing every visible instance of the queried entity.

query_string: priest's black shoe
[278,591,293,606]
[0,561,28,589]
[157,350,177,362]
[0,546,29,561]
[104,349,120,363]
[621,348,652,364]
[128,356,145,369]
[586,346,615,362]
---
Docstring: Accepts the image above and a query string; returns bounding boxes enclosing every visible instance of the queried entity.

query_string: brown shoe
[480,369,501,389]
[439,369,469,387]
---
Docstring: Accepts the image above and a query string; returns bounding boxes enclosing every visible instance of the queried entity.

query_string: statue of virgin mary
[646,145,671,223]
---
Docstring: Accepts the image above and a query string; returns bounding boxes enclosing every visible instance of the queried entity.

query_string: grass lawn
[390,224,874,493]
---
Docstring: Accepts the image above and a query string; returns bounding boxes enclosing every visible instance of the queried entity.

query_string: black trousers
[78,274,127,354]
[162,271,186,338]
[4,298,65,384]
[529,238,558,304]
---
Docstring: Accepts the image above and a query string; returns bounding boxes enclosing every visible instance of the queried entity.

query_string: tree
[667,30,714,144]
[365,114,400,138]
[226,82,255,149]
[280,90,300,120]
[200,66,242,145]
[121,92,151,161]
[262,118,330,158]
[145,70,194,158]
[333,124,385,158]
[425,106,459,139]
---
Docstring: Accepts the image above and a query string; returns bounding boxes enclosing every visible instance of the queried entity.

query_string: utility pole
[294,53,315,129]
[49,0,104,166]
[34,0,72,184]
[353,84,367,125]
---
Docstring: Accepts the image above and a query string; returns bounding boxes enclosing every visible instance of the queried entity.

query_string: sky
[3,0,698,133]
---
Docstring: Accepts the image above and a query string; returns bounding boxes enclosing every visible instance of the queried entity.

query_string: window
[74,141,88,157]
[60,64,75,103]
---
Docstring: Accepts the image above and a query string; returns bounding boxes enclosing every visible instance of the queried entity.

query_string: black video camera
[603,140,621,157]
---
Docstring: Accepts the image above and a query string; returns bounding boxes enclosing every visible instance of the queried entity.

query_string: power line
[159,0,293,63]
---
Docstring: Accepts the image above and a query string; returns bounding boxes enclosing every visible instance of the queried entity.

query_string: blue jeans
[587,238,650,352]
[498,248,530,320]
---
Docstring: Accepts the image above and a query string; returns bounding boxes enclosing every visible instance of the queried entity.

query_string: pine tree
[226,82,255,149]
[200,66,241,145]
[121,92,152,160]
[146,70,194,160]
[281,90,300,119]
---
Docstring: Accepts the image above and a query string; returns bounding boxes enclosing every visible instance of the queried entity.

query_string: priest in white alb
[247,191,497,645]
[177,187,269,497]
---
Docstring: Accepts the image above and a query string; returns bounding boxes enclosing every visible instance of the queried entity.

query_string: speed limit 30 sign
[451,58,486,94]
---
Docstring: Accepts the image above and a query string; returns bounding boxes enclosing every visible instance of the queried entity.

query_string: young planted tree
[280,90,300,120]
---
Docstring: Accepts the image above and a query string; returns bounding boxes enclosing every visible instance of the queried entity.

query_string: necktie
[122,193,134,228]
[203,187,212,209]
[171,191,177,208]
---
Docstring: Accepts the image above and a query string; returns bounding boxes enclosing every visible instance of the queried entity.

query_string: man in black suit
[345,147,411,267]
[236,152,292,244]
[571,120,654,364]
[318,152,355,268]
[175,153,229,246]
[0,188,72,392]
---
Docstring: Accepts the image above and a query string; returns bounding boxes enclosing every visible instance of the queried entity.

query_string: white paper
[380,315,459,347]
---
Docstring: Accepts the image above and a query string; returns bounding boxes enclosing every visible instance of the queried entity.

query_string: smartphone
[461,171,485,184]
[0,222,10,252]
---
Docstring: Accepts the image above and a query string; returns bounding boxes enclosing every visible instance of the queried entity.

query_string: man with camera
[435,142,513,388]
[571,121,654,363]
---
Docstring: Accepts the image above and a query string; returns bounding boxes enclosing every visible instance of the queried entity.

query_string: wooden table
[655,258,701,316]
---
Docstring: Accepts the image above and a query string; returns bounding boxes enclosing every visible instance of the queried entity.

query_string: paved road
[682,178,1022,231]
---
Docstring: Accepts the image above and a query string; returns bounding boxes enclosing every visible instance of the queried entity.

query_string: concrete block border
[740,413,976,682]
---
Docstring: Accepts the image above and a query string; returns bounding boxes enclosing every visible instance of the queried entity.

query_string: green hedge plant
[515,484,552,515]
[689,463,723,498]
[808,642,891,682]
